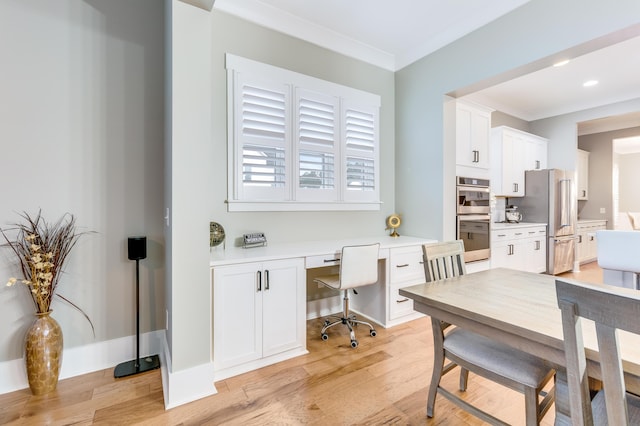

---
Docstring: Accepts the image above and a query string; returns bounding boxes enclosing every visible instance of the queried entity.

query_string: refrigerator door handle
[559,179,571,227]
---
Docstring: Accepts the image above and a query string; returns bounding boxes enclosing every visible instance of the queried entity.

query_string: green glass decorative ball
[209,222,225,247]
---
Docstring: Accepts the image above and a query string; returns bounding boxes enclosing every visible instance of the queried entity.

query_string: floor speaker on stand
[114,236,160,378]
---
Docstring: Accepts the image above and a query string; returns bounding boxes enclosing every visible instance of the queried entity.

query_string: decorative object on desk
[209,221,225,249]
[385,214,401,237]
[1,210,93,395]
[243,232,267,248]
[114,236,160,378]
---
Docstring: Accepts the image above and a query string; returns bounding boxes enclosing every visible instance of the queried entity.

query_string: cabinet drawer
[305,252,341,269]
[389,246,425,283]
[389,286,415,320]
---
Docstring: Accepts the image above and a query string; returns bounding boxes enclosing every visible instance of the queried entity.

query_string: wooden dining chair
[556,278,640,425]
[423,241,556,425]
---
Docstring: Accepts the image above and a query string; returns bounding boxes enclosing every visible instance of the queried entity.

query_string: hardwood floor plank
[1,264,608,425]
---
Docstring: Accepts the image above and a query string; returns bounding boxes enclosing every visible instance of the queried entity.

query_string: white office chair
[424,241,555,425]
[314,243,380,348]
[556,278,640,425]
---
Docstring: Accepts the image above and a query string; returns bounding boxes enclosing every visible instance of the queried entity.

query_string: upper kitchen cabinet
[455,100,493,178]
[490,126,548,197]
[576,149,590,200]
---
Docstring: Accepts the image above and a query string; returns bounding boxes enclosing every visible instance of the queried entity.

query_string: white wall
[0,0,165,366]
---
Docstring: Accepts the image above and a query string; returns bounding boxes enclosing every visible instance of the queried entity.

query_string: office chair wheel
[351,339,358,348]
[370,329,377,337]
[321,333,329,341]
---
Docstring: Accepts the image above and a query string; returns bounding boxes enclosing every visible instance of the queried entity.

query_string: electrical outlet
[600,207,606,214]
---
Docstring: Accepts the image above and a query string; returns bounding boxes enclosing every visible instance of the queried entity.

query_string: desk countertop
[210,235,436,267]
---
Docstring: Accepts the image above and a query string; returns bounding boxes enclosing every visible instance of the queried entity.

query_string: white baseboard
[0,330,165,395]
[159,333,217,409]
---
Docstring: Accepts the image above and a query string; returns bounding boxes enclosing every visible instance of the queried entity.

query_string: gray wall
[578,126,640,224]
[619,152,640,212]
[396,0,640,241]
[0,0,165,361]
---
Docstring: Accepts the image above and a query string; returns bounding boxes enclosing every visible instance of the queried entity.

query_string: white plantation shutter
[343,102,379,202]
[235,74,291,201]
[295,89,339,201]
[226,54,380,211]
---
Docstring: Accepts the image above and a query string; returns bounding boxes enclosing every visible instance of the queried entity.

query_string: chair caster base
[321,333,329,341]
[351,340,358,348]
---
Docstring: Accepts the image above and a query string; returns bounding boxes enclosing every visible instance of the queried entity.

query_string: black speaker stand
[114,257,160,378]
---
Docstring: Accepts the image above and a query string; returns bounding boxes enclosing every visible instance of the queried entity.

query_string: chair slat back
[422,240,467,282]
[556,278,640,426]
[338,243,380,289]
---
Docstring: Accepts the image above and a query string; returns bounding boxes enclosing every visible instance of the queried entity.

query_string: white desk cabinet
[213,257,306,377]
[491,224,547,273]
[388,245,425,322]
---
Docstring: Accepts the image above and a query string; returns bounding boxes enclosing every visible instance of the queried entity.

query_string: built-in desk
[210,235,435,379]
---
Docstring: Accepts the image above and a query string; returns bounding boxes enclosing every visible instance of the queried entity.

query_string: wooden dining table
[399,267,640,425]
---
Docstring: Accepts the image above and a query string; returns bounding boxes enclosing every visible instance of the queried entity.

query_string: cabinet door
[525,237,547,273]
[524,137,547,171]
[213,263,262,370]
[577,149,589,200]
[491,129,525,196]
[456,101,491,170]
[262,258,305,358]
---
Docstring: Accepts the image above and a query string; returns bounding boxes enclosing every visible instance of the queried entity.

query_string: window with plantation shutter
[295,89,339,202]
[235,76,290,201]
[226,54,380,211]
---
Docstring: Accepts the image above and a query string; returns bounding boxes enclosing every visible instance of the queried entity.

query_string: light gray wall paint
[0,0,165,362]
[207,11,396,244]
[619,152,640,212]
[396,0,640,240]
[164,8,396,373]
[491,112,531,132]
[577,126,640,224]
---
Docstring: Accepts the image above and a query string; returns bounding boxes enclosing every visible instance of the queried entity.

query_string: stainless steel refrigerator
[513,169,576,275]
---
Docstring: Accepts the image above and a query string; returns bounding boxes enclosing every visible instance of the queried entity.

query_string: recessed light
[553,59,570,67]
[583,80,599,87]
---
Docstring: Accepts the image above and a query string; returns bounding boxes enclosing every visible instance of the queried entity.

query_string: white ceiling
[214,0,530,71]
[214,0,640,148]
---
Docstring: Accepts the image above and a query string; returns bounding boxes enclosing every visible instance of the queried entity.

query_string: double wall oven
[456,176,491,262]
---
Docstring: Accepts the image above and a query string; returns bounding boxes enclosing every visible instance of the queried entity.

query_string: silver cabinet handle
[396,298,410,303]
[535,160,540,169]
[257,270,262,292]
[264,269,270,290]
[396,264,409,268]
[535,240,541,250]
[472,150,479,163]
[324,258,340,263]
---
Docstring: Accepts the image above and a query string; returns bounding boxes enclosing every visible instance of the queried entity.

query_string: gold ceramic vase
[24,311,63,395]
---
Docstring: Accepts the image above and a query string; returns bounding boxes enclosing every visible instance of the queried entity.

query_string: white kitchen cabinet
[455,100,493,173]
[491,126,548,197]
[491,224,547,273]
[576,220,606,264]
[388,245,425,322]
[212,258,306,374]
[577,149,590,200]
[524,135,548,171]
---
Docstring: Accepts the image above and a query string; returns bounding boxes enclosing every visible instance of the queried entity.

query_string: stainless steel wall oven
[456,177,491,262]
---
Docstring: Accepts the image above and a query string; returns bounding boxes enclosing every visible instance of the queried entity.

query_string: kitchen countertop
[491,221,547,230]
[577,219,608,224]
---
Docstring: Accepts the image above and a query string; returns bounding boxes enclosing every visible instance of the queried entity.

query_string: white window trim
[226,54,381,212]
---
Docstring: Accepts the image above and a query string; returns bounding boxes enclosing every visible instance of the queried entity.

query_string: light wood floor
[1,263,602,425]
